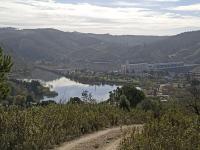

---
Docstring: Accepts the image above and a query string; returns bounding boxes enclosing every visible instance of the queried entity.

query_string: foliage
[68,97,83,104]
[109,84,145,108]
[122,85,145,107]
[26,95,34,106]
[0,104,147,150]
[63,70,139,86]
[81,90,96,103]
[39,100,57,106]
[121,79,200,150]
[14,95,26,106]
[139,98,165,119]
[0,47,13,101]
[187,80,200,115]
[7,79,58,105]
[120,105,200,150]
[119,95,130,111]
[137,99,155,112]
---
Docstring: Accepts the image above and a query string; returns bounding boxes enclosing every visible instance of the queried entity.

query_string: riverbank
[1,79,58,106]
[35,66,140,86]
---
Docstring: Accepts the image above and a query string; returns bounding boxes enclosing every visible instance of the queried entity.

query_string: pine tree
[0,47,13,101]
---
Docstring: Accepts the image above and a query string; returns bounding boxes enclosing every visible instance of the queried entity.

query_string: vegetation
[119,95,130,111]
[108,84,145,108]
[0,47,57,106]
[120,81,200,150]
[0,104,147,150]
[11,79,57,99]
[187,79,200,115]
[1,28,200,72]
[0,45,200,149]
[0,47,13,101]
[63,70,140,86]
[120,106,200,150]
[81,90,96,103]
[1,79,58,106]
[68,97,83,104]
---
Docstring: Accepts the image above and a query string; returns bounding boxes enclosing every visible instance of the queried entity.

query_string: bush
[109,84,145,108]
[119,95,130,111]
[0,103,147,149]
[120,109,200,150]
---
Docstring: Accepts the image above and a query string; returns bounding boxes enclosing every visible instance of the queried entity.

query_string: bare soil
[55,125,143,150]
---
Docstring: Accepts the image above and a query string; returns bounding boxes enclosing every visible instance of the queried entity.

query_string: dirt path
[55,125,142,150]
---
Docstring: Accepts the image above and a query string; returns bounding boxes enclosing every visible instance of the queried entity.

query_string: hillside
[0,28,199,71]
[126,30,200,64]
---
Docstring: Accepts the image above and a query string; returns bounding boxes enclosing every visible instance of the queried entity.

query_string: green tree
[188,80,200,116]
[119,95,130,111]
[26,95,34,106]
[0,47,13,101]
[109,84,145,108]
[137,99,154,112]
[14,95,26,106]
[68,97,83,104]
[81,90,96,103]
[82,90,89,102]
[121,84,145,108]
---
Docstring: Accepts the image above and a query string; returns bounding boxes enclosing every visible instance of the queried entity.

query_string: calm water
[43,77,119,103]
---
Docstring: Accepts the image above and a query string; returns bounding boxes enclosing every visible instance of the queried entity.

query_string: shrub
[120,109,200,150]
[0,103,147,149]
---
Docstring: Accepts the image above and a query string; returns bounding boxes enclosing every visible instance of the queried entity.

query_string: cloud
[0,0,199,35]
[147,0,180,2]
[112,1,138,7]
[173,3,200,11]
[112,0,181,8]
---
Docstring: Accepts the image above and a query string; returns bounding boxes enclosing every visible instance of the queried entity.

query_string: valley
[1,0,200,149]
[0,28,199,150]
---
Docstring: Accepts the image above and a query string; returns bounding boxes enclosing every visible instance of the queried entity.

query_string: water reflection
[44,77,119,102]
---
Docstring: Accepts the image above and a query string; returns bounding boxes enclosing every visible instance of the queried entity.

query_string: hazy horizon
[1,26,200,36]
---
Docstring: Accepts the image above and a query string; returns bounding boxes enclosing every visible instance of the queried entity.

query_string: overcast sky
[0,0,199,35]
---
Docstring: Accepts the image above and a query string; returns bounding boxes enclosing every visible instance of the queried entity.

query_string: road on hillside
[55,125,143,150]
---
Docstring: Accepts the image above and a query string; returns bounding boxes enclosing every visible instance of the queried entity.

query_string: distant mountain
[125,30,200,64]
[87,33,167,47]
[0,28,199,71]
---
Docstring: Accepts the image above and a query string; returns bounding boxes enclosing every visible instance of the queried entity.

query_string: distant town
[121,61,199,76]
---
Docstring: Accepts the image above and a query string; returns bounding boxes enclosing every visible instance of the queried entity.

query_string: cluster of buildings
[121,61,197,74]
[188,71,200,81]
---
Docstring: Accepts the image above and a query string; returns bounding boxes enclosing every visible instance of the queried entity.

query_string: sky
[0,0,200,35]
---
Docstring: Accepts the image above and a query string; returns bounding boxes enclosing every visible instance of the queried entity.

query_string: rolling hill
[0,28,199,71]
[126,30,200,64]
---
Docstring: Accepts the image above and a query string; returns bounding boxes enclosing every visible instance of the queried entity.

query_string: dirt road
[55,125,142,150]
